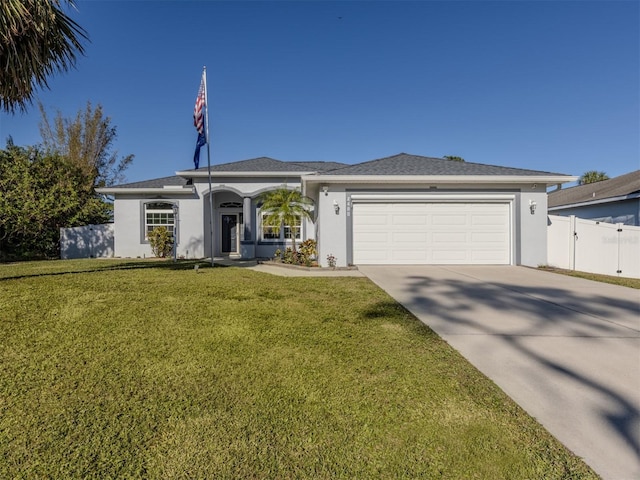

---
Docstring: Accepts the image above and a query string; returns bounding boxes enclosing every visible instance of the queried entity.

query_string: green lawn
[0,259,598,479]
[538,265,640,289]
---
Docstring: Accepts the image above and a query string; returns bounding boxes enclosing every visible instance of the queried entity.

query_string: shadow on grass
[362,299,407,318]
[0,259,228,282]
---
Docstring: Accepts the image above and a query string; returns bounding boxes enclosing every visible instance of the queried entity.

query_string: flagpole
[203,66,214,266]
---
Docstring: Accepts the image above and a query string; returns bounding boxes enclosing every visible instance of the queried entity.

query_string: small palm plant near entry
[148,226,173,258]
[259,186,314,254]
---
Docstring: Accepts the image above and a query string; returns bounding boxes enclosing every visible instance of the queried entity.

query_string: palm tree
[579,170,609,185]
[259,187,314,253]
[1,0,88,113]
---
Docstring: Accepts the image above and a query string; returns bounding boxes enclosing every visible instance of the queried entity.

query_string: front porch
[203,189,310,261]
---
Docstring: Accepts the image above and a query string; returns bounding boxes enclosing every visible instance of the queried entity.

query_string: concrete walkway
[250,263,364,277]
[358,265,640,480]
[212,258,365,277]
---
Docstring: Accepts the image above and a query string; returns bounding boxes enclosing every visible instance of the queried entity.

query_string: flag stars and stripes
[194,78,206,136]
[193,72,207,169]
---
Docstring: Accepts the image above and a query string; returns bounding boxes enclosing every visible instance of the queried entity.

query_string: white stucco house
[96,153,576,267]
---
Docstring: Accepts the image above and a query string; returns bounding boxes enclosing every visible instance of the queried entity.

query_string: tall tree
[259,187,314,253]
[444,155,465,162]
[0,141,110,259]
[0,0,88,113]
[39,101,133,188]
[579,170,609,185]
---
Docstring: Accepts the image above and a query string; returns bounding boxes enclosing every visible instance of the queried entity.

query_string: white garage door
[352,202,511,265]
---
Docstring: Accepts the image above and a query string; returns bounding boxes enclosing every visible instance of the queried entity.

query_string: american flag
[193,75,206,137]
[193,72,207,168]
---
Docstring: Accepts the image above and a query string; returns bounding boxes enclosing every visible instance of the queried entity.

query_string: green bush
[281,247,298,265]
[298,239,317,266]
[274,239,317,266]
[148,226,173,258]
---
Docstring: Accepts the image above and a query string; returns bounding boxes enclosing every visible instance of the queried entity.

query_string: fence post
[569,215,576,271]
[616,223,623,276]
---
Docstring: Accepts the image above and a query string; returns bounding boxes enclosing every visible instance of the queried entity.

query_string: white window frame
[144,202,175,240]
[260,213,301,242]
[284,216,301,240]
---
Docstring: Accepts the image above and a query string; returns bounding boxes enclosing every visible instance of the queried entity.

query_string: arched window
[144,202,175,239]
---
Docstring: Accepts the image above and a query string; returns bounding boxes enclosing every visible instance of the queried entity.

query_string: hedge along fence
[547,215,640,279]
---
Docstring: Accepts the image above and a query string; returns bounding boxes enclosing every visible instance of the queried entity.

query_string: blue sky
[1,0,638,184]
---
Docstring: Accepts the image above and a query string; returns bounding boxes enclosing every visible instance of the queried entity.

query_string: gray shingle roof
[548,170,640,207]
[114,175,190,189]
[319,153,568,176]
[292,161,348,171]
[111,154,572,189]
[190,157,347,173]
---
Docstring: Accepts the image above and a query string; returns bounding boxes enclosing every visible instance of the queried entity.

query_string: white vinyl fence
[60,224,114,259]
[547,215,640,279]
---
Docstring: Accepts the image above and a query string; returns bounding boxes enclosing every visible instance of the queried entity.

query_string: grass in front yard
[1,260,598,479]
[539,265,640,289]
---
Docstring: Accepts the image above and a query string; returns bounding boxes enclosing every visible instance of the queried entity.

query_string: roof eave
[548,192,640,210]
[176,170,311,178]
[303,175,578,186]
[96,186,195,195]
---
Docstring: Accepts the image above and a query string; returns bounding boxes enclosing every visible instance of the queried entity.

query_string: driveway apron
[359,265,640,480]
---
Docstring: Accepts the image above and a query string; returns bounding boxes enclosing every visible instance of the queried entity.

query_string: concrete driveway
[359,265,640,480]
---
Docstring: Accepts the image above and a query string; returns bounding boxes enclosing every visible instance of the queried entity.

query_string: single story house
[97,153,576,267]
[547,170,640,226]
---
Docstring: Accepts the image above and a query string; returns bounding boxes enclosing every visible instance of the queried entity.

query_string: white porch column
[241,196,255,259]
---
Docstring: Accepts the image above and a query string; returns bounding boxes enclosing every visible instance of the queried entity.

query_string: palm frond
[0,0,88,113]
[259,187,314,251]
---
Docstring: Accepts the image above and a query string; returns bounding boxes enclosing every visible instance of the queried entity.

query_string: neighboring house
[96,153,576,267]
[547,170,640,226]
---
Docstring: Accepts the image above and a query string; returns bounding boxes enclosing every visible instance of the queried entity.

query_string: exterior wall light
[322,186,329,196]
[529,200,537,214]
[333,200,340,214]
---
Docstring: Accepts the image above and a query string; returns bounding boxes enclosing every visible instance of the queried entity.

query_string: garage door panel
[356,216,389,226]
[392,232,428,242]
[432,214,468,226]
[432,232,468,244]
[392,214,428,226]
[357,231,389,242]
[471,250,509,263]
[472,215,508,226]
[432,203,466,210]
[392,250,429,261]
[360,250,393,265]
[471,231,507,241]
[396,203,426,212]
[432,249,469,262]
[353,202,510,265]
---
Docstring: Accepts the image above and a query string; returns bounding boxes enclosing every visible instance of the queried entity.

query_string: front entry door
[221,214,238,253]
